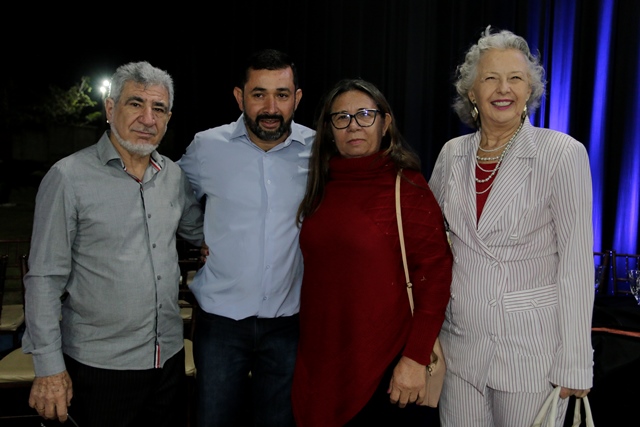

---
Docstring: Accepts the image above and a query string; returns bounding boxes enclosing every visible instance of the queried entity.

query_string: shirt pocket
[502,285,559,356]
[503,285,557,312]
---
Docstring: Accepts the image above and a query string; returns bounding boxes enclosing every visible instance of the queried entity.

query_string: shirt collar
[96,131,164,171]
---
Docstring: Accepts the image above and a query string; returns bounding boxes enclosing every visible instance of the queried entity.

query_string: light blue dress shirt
[177,114,314,320]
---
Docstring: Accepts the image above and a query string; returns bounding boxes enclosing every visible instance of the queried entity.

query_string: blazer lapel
[477,121,537,237]
[447,132,497,259]
[451,132,480,234]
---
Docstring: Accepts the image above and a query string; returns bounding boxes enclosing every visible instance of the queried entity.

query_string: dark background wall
[1,0,639,253]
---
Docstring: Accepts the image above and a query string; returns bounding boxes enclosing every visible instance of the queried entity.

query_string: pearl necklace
[478,140,509,153]
[474,120,524,192]
[476,153,502,161]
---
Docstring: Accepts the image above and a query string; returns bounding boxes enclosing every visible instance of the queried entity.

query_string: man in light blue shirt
[177,49,314,427]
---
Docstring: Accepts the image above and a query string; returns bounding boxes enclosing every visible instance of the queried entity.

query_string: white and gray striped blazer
[428,119,594,392]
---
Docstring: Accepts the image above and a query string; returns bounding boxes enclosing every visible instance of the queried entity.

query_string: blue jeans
[193,308,299,427]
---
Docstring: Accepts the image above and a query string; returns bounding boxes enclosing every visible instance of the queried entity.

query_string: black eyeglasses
[328,109,381,129]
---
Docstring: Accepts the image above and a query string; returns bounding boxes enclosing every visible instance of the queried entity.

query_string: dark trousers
[63,348,185,427]
[345,352,440,426]
[193,308,299,427]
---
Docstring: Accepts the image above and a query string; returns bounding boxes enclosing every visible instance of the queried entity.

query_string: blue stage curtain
[524,0,638,254]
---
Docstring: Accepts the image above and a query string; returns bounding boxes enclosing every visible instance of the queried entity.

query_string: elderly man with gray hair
[23,61,203,426]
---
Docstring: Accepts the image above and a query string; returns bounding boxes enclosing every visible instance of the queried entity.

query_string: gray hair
[108,61,174,111]
[453,26,546,128]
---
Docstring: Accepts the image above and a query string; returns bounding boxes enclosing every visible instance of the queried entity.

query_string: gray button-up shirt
[22,132,204,377]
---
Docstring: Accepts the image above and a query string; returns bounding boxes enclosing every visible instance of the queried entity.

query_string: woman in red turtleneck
[292,78,452,427]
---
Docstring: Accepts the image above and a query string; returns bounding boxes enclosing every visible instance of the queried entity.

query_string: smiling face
[233,67,301,150]
[329,90,391,158]
[105,81,172,156]
[468,48,532,131]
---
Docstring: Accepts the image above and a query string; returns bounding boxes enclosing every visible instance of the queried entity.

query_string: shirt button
[148,214,152,218]
[152,243,156,248]
[157,275,161,280]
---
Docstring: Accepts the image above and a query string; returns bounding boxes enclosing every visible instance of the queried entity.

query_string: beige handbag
[395,173,446,408]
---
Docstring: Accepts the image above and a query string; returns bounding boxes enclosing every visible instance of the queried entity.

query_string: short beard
[243,113,293,142]
[111,126,159,157]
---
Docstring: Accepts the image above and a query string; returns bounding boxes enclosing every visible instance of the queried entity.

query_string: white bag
[531,386,595,427]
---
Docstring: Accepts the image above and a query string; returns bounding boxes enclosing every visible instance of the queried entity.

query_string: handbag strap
[395,173,414,314]
[531,386,561,427]
[533,386,595,427]
[572,395,595,427]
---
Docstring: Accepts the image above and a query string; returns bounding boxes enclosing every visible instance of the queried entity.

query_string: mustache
[131,127,157,135]
[256,114,284,122]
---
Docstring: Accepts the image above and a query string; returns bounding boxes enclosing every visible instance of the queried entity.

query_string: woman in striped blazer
[428,26,594,427]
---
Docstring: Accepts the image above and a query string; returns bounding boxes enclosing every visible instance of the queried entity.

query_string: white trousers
[439,371,569,427]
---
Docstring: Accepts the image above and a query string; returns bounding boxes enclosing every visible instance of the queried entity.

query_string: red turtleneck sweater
[292,154,452,427]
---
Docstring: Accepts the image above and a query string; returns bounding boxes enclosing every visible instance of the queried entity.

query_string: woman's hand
[387,356,427,408]
[559,386,590,399]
